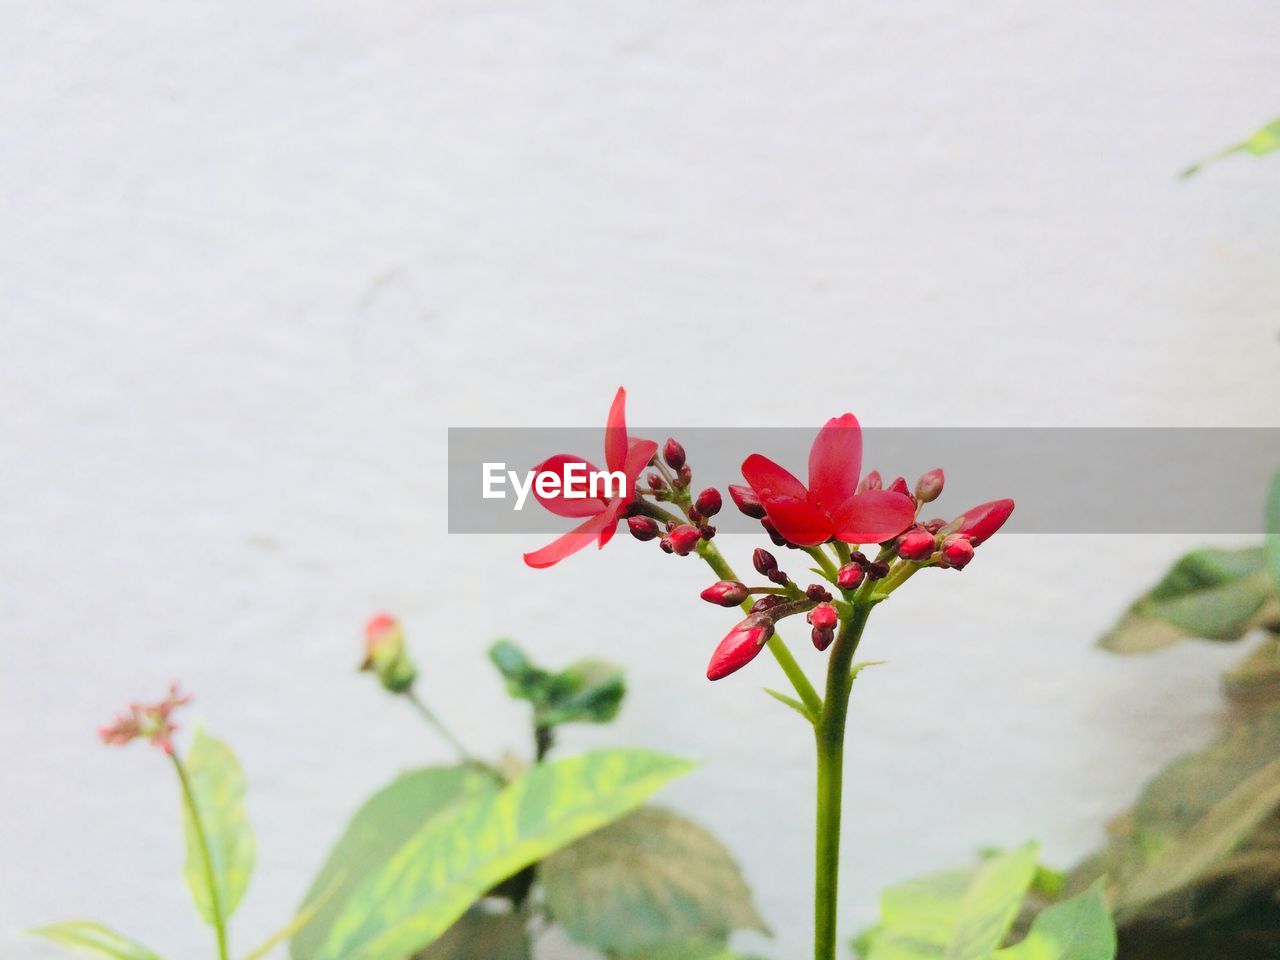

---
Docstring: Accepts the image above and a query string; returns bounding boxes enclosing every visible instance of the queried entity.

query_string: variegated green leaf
[27,921,164,960]
[312,748,693,960]
[181,729,255,925]
[995,881,1115,960]
[945,843,1040,960]
[540,805,767,952]
[290,765,500,959]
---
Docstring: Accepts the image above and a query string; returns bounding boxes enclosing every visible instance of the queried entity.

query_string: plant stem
[406,689,475,763]
[170,751,230,960]
[814,601,872,960]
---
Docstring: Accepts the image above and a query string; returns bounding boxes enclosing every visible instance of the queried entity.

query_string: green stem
[406,689,475,763]
[814,601,873,960]
[697,539,823,716]
[805,545,841,584]
[170,751,230,960]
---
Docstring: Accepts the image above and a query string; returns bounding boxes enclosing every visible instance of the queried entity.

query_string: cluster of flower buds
[627,437,726,557]
[98,683,193,754]
[884,478,1015,573]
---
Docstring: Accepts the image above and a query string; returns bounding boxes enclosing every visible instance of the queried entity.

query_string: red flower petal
[808,413,863,515]
[831,490,916,544]
[622,438,659,491]
[954,499,1015,546]
[522,508,614,568]
[532,454,609,517]
[762,495,833,547]
[741,454,809,502]
[604,386,629,474]
[596,499,625,549]
[706,616,775,681]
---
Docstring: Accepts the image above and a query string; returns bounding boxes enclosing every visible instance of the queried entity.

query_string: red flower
[740,414,915,547]
[524,388,659,569]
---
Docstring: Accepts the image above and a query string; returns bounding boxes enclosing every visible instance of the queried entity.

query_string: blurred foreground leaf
[28,922,164,960]
[181,729,255,925]
[1183,116,1280,177]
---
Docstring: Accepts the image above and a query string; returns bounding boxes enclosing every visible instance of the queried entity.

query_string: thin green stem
[406,689,475,763]
[814,601,873,960]
[170,751,230,960]
[804,545,841,584]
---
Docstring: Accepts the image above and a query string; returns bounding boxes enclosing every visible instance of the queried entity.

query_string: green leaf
[763,687,815,722]
[1100,548,1277,653]
[289,765,501,960]
[27,921,164,960]
[416,906,530,960]
[539,658,627,727]
[181,729,255,924]
[312,748,694,960]
[945,844,1041,960]
[995,881,1115,960]
[488,640,552,703]
[1183,116,1280,177]
[616,942,768,960]
[1267,468,1280,590]
[540,805,768,952]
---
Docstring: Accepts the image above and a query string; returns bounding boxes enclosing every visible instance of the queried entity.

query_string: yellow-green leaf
[180,729,255,925]
[945,843,1040,960]
[313,748,693,960]
[995,881,1115,960]
[27,921,164,960]
[1183,116,1280,177]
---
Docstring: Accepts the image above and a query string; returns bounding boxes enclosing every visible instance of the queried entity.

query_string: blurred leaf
[1223,635,1280,704]
[245,878,336,960]
[416,907,530,960]
[539,658,626,727]
[290,765,500,959]
[616,942,768,960]
[1100,548,1277,653]
[541,805,768,952]
[181,729,255,925]
[27,922,164,960]
[311,748,693,960]
[1267,468,1280,590]
[1183,116,1280,177]
[488,640,552,703]
[994,881,1115,960]
[946,843,1041,960]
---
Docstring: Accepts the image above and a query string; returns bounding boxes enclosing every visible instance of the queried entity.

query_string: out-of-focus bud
[647,473,666,492]
[806,583,833,602]
[887,476,911,498]
[856,471,883,493]
[922,518,946,534]
[915,469,945,504]
[707,615,775,681]
[667,523,702,556]
[864,561,891,581]
[362,614,417,694]
[694,488,722,517]
[676,465,693,489]
[663,438,687,471]
[896,528,937,562]
[728,484,767,519]
[753,548,778,577]
[837,563,865,590]
[627,516,660,541]
[941,535,975,569]
[953,499,1015,546]
[98,683,192,754]
[701,580,750,606]
[659,538,675,554]
[698,523,716,540]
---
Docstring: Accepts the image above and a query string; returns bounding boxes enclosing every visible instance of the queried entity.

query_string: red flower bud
[953,499,1015,546]
[753,548,778,576]
[647,473,666,492]
[941,535,975,569]
[659,538,674,554]
[922,518,946,534]
[767,568,789,585]
[701,580,749,606]
[897,528,937,562]
[728,484,767,519]
[694,488,722,517]
[808,603,838,631]
[751,595,785,613]
[627,516,660,541]
[663,438,686,470]
[864,561,890,580]
[667,523,702,556]
[676,464,693,489]
[837,563,865,589]
[847,550,869,566]
[806,583,833,602]
[699,523,716,540]
[812,626,835,651]
[707,616,775,680]
[856,470,883,493]
[915,469,944,503]
[888,476,911,499]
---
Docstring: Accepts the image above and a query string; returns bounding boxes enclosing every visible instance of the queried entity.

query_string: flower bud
[701,580,749,606]
[806,583,833,602]
[647,473,666,492]
[953,499,1015,546]
[847,550,869,566]
[837,563,865,590]
[707,616,775,681]
[361,614,417,694]
[856,470,883,493]
[627,516,660,541]
[662,438,686,470]
[667,523,702,556]
[941,535,975,569]
[751,595,785,613]
[887,476,911,498]
[864,561,890,580]
[767,568,789,585]
[659,538,674,553]
[812,625,836,651]
[761,518,788,547]
[676,465,693,489]
[728,484,767,519]
[915,468,944,503]
[699,523,716,540]
[922,518,946,534]
[753,548,778,577]
[897,528,937,562]
[694,488,723,517]
[808,603,838,631]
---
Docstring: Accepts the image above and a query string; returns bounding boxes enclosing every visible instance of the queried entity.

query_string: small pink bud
[856,470,883,493]
[663,438,686,470]
[808,603,838,631]
[728,484,767,519]
[942,535,975,569]
[628,516,660,541]
[806,583,833,602]
[753,548,778,576]
[676,464,693,489]
[701,580,750,606]
[812,625,836,651]
[915,469,944,503]
[647,473,666,492]
[667,524,702,556]
[836,563,865,589]
[887,476,911,499]
[897,528,937,562]
[707,616,775,681]
[694,488,722,517]
[953,499,1015,546]
[923,518,946,534]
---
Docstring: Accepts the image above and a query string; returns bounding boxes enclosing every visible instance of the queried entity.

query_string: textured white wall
[3,3,1280,958]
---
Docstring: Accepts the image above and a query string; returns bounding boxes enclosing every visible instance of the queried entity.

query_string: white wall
[3,2,1280,958]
